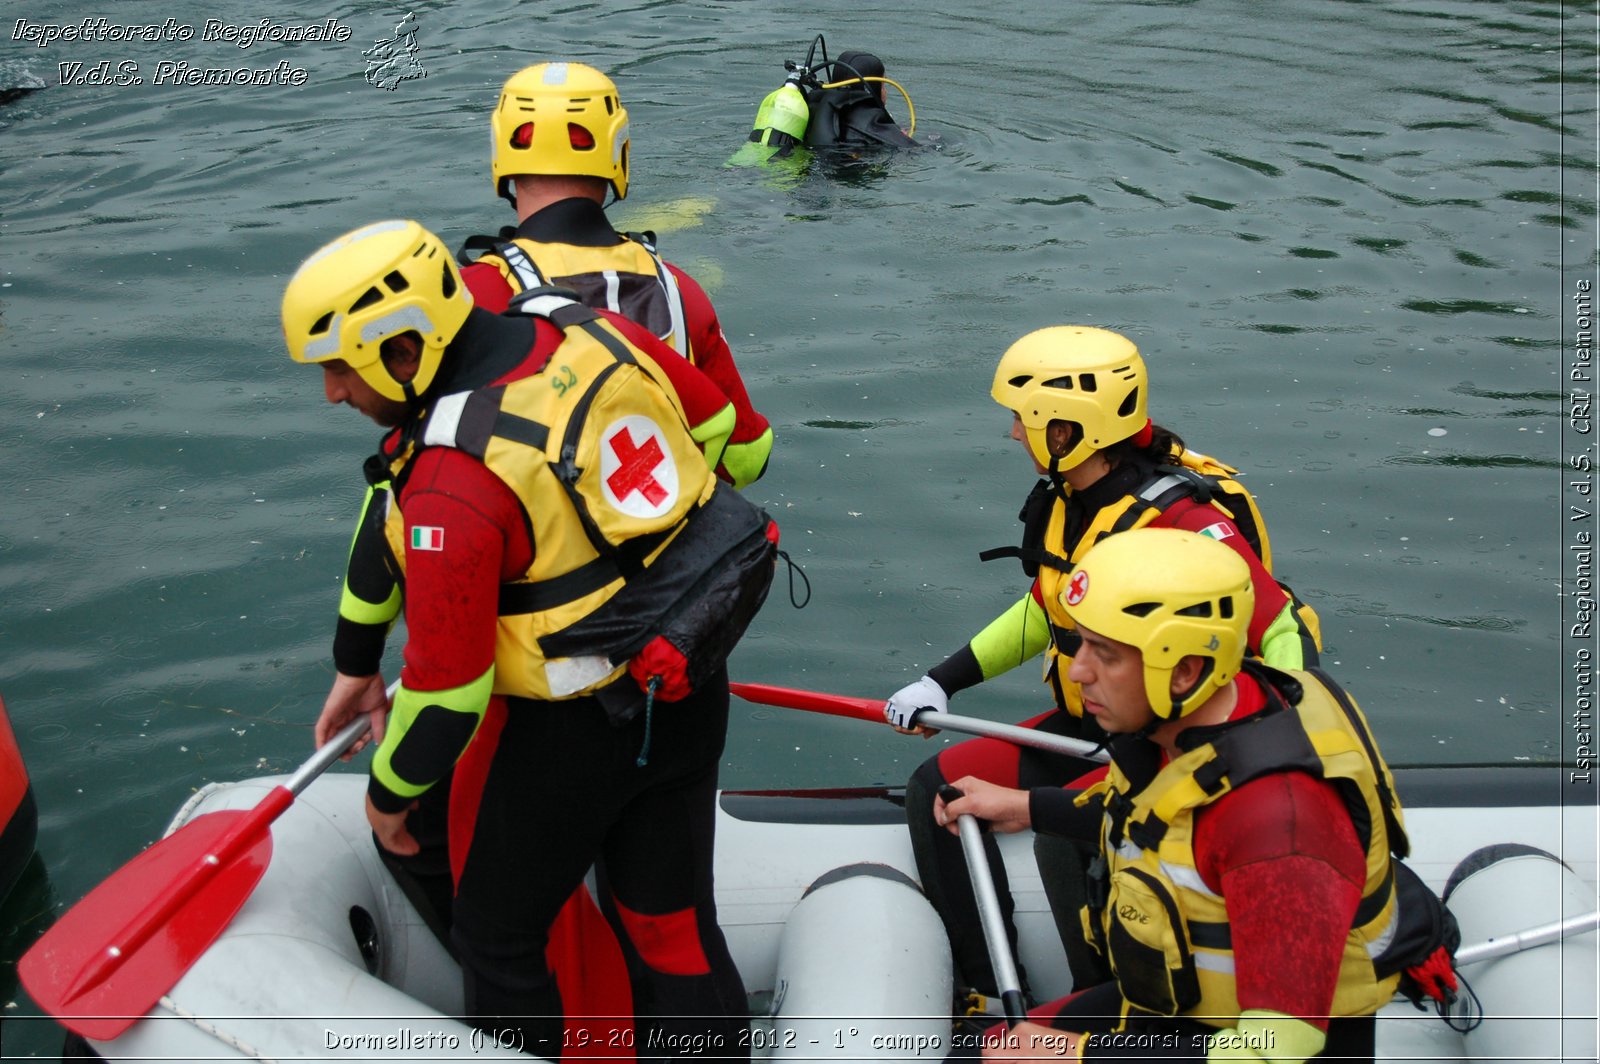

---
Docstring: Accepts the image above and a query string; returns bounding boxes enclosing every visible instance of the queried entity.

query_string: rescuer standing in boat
[937,528,1421,1063]
[320,59,774,942]
[283,219,765,1058]
[884,326,1322,1000]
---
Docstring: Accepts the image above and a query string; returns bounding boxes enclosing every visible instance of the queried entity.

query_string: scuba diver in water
[805,50,916,150]
[729,36,918,169]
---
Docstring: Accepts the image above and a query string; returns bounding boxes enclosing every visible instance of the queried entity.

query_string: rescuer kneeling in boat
[935,528,1421,1063]
[283,219,767,1059]
[886,326,1322,1002]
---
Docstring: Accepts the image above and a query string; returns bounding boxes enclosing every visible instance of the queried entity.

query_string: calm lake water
[1,0,1595,1054]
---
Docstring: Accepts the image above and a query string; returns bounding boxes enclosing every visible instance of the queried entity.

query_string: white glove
[884,675,948,730]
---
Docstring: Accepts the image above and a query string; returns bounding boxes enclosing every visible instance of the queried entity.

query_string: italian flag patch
[1198,521,1233,541]
[411,525,444,551]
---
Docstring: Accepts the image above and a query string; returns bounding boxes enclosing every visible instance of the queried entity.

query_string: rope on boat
[158,994,280,1063]
[165,781,230,837]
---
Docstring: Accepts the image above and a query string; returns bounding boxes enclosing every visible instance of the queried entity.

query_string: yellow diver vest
[381,294,716,701]
[1077,667,1408,1025]
[482,233,690,356]
[1029,451,1277,715]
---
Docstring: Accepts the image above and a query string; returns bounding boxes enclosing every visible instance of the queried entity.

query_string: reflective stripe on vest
[492,235,690,356]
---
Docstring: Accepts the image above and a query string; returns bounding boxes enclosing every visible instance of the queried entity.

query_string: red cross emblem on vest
[1065,569,1090,606]
[607,426,668,506]
[600,415,679,518]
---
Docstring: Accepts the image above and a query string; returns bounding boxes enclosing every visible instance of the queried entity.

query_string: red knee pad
[610,897,712,976]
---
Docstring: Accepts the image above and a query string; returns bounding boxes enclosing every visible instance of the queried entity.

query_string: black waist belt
[497,520,681,615]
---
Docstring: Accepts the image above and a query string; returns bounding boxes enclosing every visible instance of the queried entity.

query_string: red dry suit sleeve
[461,260,515,313]
[671,264,771,451]
[368,447,532,812]
[600,310,737,440]
[1158,499,1291,657]
[1192,677,1368,1031]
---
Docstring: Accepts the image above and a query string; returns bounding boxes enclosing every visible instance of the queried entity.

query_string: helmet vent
[1117,387,1139,417]
[350,287,383,313]
[568,123,596,149]
[1176,601,1214,618]
[441,265,458,299]
[1218,596,1235,619]
[1122,602,1160,618]
[1043,375,1075,391]
[511,122,534,149]
[1079,374,1098,393]
[605,95,616,114]
[383,271,409,294]
[309,312,333,336]
[1007,375,1034,389]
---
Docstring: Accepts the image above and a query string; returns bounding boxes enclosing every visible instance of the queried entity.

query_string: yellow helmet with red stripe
[491,62,630,203]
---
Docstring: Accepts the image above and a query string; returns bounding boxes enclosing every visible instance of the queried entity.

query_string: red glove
[629,636,692,702]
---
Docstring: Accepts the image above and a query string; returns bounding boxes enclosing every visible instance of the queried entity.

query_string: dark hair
[1100,421,1185,470]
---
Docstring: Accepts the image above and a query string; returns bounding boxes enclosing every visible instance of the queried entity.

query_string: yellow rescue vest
[1023,451,1278,715]
[482,233,690,355]
[1077,666,1409,1025]
[381,294,716,701]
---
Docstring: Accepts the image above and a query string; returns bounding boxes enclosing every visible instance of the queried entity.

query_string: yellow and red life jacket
[1075,666,1409,1026]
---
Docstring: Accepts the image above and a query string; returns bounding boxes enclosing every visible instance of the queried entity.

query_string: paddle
[940,785,1028,1028]
[20,704,381,1041]
[729,681,1109,763]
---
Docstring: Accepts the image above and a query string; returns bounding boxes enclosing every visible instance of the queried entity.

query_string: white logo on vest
[599,415,679,519]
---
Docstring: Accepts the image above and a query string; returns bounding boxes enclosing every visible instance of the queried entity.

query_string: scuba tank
[747,69,810,152]
[727,61,814,169]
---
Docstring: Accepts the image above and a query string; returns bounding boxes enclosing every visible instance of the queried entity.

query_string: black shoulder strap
[454,229,518,267]
[506,286,600,330]
[980,478,1068,575]
[1308,666,1409,859]
[1190,701,1322,798]
[976,544,1074,573]
[1106,467,1211,538]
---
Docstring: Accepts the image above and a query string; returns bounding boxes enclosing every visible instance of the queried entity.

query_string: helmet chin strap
[1133,694,1185,741]
[1146,660,1218,735]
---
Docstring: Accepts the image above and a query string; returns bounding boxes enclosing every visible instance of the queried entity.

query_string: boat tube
[65,766,1600,1062]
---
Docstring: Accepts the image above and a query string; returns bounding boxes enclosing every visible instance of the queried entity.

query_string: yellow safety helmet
[990,326,1148,473]
[1058,527,1252,721]
[490,62,630,204]
[281,219,473,403]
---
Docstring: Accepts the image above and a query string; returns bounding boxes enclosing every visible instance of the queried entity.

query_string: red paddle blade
[729,681,885,722]
[20,808,274,1041]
